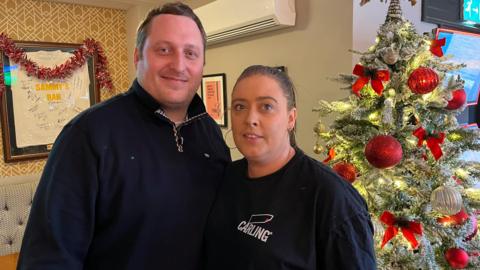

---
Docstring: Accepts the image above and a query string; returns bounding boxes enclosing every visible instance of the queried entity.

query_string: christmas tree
[314,0,480,269]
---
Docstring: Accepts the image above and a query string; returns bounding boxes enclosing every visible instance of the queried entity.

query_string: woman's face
[231,74,296,164]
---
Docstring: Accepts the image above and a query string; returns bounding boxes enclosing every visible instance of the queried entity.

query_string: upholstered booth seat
[0,174,40,270]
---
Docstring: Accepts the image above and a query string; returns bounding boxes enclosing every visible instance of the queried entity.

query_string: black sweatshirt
[205,149,376,270]
[18,80,231,270]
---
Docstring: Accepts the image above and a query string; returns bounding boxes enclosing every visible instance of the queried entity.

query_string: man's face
[134,14,204,112]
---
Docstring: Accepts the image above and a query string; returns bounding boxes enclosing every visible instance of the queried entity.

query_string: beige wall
[204,0,353,160]
[0,0,128,176]
[126,3,155,80]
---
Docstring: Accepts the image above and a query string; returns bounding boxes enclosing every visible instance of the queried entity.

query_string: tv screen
[464,0,480,24]
[436,28,480,128]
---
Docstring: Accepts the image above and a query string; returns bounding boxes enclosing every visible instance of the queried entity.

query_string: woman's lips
[243,133,262,142]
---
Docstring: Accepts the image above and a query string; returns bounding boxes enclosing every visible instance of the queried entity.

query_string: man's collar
[131,79,207,117]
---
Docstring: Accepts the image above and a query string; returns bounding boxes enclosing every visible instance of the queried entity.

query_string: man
[18,3,230,270]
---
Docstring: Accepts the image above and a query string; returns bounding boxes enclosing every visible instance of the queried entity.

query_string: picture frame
[201,73,227,127]
[0,41,100,162]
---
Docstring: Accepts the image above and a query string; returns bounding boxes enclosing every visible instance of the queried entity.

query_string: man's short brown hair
[136,2,207,59]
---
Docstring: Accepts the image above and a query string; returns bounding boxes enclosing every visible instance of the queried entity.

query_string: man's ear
[133,47,140,68]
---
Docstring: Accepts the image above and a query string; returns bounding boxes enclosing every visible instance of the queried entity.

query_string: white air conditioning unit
[194,0,296,45]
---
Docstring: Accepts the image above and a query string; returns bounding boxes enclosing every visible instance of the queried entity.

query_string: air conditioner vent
[195,0,296,45]
[207,18,278,44]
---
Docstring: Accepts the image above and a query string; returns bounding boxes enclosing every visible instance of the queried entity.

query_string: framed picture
[201,73,227,127]
[0,41,100,162]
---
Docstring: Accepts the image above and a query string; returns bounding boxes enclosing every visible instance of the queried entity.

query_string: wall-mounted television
[436,28,480,129]
[423,0,480,33]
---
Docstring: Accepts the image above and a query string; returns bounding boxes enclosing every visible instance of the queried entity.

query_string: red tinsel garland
[0,33,113,95]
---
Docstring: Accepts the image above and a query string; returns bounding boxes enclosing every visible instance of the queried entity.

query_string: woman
[205,65,376,269]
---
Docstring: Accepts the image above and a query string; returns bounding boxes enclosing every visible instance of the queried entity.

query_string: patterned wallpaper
[0,0,128,176]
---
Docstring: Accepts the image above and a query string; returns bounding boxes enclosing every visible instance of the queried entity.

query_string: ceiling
[45,0,214,10]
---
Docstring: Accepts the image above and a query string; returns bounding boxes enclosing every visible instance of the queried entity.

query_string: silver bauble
[386,32,394,40]
[372,218,385,239]
[430,186,463,215]
[382,47,399,65]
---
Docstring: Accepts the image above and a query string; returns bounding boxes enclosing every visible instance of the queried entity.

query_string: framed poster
[0,41,100,162]
[201,73,227,127]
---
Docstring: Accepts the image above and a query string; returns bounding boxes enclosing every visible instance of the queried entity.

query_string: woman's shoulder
[292,150,365,201]
[222,158,248,183]
[226,158,247,171]
[292,150,342,184]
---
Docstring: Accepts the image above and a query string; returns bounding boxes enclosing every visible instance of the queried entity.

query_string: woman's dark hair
[136,2,207,60]
[234,65,297,146]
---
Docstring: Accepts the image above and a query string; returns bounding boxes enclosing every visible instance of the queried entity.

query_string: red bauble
[437,209,469,225]
[333,162,357,183]
[408,67,439,94]
[446,89,467,110]
[454,210,469,224]
[364,135,403,169]
[445,248,469,269]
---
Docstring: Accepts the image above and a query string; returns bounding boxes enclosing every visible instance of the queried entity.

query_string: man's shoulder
[69,90,136,127]
[51,89,144,154]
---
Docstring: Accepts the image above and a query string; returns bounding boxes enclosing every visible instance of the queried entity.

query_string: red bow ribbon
[323,148,335,163]
[352,64,390,96]
[413,127,445,160]
[380,211,423,249]
[430,37,446,57]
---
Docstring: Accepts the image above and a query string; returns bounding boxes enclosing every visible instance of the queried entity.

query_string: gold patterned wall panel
[0,0,128,176]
